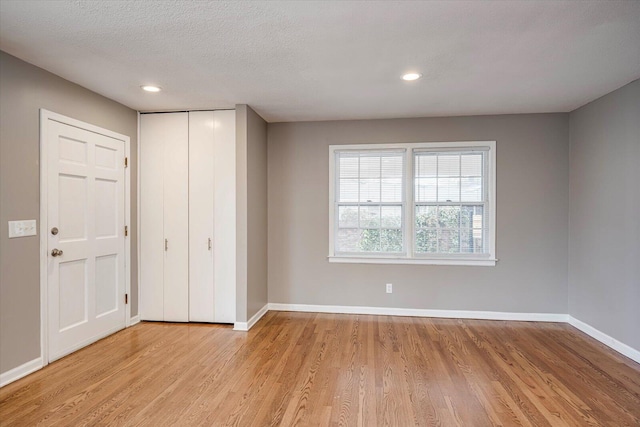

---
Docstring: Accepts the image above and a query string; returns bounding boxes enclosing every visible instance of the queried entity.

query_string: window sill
[327,256,497,266]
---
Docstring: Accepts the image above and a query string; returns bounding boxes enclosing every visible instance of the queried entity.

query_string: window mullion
[436,153,440,253]
[435,153,439,203]
[458,153,462,254]
[357,155,361,231]
[378,157,382,252]
[344,201,401,206]
[483,151,489,254]
[406,150,413,257]
[334,153,339,255]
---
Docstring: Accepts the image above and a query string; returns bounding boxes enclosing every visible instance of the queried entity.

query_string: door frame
[39,109,132,365]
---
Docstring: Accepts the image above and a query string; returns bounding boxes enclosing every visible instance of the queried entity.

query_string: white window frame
[328,141,497,266]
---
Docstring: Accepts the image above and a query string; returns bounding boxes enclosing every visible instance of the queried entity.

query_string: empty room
[0,1,639,426]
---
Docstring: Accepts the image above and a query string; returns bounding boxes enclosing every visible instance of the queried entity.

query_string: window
[329,141,496,266]
[334,150,405,254]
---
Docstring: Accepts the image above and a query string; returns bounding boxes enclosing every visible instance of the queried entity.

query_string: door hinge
[124,225,128,237]
[125,293,129,304]
[124,157,128,168]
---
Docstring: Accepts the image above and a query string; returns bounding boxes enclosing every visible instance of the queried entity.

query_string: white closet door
[162,113,189,321]
[140,112,189,322]
[189,111,215,322]
[140,114,166,321]
[213,110,236,323]
[141,110,234,324]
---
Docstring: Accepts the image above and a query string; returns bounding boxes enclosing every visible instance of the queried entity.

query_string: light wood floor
[1,312,639,426]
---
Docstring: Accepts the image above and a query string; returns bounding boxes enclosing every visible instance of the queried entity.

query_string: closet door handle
[208,238,212,251]
[165,239,168,251]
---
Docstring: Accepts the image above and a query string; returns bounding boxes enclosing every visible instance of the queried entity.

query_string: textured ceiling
[1,1,639,122]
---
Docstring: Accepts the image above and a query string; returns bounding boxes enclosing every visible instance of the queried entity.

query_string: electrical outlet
[386,283,393,293]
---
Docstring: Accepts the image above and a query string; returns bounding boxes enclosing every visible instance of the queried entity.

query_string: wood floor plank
[1,312,639,426]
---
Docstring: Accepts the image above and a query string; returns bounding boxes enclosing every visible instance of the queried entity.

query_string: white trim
[265,304,638,363]
[41,110,132,141]
[268,303,567,322]
[234,303,269,331]
[136,111,142,321]
[568,316,640,364]
[405,149,413,255]
[328,256,497,266]
[328,145,335,257]
[233,323,248,331]
[49,324,124,363]
[6,308,637,386]
[39,109,132,365]
[487,140,497,259]
[0,357,43,388]
[328,141,497,265]
[124,116,132,327]
[39,110,49,369]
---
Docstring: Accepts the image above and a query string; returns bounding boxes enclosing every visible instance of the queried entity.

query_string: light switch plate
[8,220,37,238]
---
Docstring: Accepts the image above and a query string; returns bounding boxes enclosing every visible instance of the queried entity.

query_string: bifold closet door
[188,110,236,323]
[163,113,189,321]
[211,110,237,323]
[188,111,215,322]
[140,112,189,322]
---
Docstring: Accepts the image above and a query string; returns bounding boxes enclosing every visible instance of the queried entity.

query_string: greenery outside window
[328,141,496,266]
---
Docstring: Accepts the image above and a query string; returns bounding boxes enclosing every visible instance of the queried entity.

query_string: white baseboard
[568,316,640,364]
[49,324,126,363]
[268,303,568,323]
[234,303,269,331]
[129,315,141,326]
[0,357,43,388]
[4,309,636,388]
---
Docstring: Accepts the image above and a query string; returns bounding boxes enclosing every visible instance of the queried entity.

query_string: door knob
[51,248,63,257]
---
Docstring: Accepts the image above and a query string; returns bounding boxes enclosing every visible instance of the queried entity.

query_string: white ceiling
[1,1,639,122]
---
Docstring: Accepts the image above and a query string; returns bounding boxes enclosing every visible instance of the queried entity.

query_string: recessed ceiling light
[141,85,162,92]
[402,73,422,81]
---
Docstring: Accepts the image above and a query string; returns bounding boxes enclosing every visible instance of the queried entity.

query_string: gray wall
[568,79,640,351]
[235,106,249,322]
[0,51,138,374]
[246,107,269,320]
[236,105,268,322]
[268,114,569,313]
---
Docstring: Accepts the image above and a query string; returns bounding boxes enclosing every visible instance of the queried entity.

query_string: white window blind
[414,150,487,254]
[335,151,405,254]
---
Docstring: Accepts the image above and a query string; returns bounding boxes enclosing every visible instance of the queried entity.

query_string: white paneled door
[46,118,126,362]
